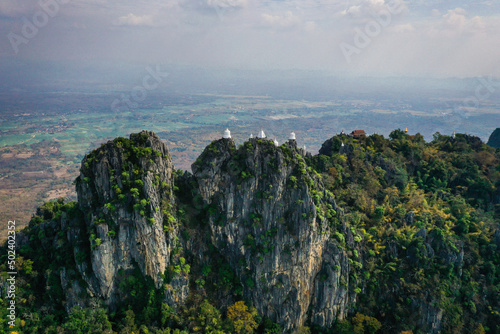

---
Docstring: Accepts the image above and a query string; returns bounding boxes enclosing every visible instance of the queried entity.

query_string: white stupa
[223,128,231,139]
[273,138,279,147]
[452,131,456,139]
[258,129,266,139]
[289,132,296,140]
[341,142,344,147]
[303,145,307,151]
[250,133,253,138]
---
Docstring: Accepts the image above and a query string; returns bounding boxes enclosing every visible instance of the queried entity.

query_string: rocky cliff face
[192,137,356,331]
[74,131,188,309]
[15,131,358,331]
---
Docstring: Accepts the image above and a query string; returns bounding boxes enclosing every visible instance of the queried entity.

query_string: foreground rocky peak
[192,137,356,331]
[74,130,187,308]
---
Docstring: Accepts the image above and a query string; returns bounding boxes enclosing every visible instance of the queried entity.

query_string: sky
[1,0,500,78]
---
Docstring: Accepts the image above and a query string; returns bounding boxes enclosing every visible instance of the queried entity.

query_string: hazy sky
[1,0,500,78]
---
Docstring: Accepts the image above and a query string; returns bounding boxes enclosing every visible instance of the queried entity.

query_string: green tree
[63,306,112,333]
[120,309,138,334]
[227,301,258,334]
[333,319,354,334]
[352,313,381,334]
[191,300,225,333]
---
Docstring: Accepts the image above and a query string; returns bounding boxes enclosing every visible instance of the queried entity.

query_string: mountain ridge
[2,129,499,333]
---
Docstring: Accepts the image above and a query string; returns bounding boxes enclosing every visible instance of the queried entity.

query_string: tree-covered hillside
[312,130,499,333]
[0,130,498,334]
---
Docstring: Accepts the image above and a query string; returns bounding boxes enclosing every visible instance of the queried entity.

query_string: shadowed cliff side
[487,128,500,148]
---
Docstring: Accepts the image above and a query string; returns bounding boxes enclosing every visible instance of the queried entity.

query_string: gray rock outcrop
[74,130,188,309]
[192,137,356,331]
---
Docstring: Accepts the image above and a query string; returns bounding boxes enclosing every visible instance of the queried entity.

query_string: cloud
[390,23,415,33]
[180,0,246,16]
[114,13,155,27]
[469,16,485,30]
[436,8,486,35]
[340,0,407,19]
[207,0,247,9]
[304,21,317,32]
[443,8,466,30]
[261,11,301,29]
[341,5,362,17]
[1,0,499,78]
